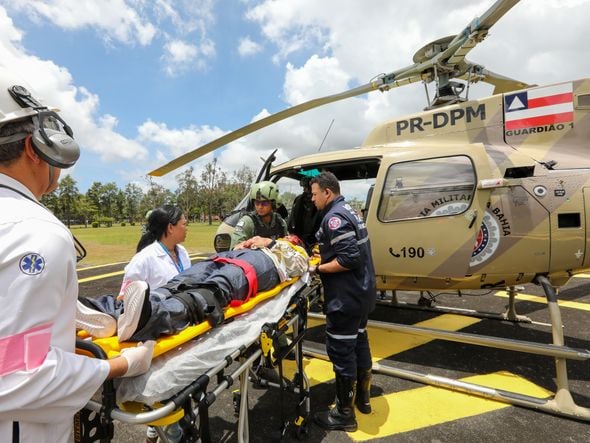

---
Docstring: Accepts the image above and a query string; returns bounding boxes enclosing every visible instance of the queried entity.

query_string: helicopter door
[369,152,490,278]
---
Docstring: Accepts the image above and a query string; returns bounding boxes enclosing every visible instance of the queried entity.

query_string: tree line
[41,159,259,228]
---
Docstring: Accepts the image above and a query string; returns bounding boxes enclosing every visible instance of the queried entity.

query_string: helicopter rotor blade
[149,0,521,177]
[435,0,520,75]
[148,68,423,177]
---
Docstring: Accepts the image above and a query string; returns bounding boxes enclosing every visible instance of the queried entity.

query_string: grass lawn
[71,222,219,267]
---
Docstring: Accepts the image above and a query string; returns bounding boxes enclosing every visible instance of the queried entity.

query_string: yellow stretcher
[75,267,322,443]
[81,277,301,359]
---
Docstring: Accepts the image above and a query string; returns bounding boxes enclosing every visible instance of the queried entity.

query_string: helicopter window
[576,94,590,108]
[377,155,475,222]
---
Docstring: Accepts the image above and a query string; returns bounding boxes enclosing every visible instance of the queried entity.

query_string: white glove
[120,340,155,377]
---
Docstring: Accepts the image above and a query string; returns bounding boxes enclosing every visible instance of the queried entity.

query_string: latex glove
[120,340,155,377]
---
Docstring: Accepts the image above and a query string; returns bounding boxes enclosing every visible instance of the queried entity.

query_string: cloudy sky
[1,0,589,193]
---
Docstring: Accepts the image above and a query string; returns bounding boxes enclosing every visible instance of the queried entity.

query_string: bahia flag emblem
[504,82,573,130]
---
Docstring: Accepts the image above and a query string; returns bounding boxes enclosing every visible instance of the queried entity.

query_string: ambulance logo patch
[327,216,341,230]
[19,253,45,275]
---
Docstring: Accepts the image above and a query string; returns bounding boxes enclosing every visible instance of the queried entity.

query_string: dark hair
[310,171,340,195]
[137,205,184,252]
[0,119,34,166]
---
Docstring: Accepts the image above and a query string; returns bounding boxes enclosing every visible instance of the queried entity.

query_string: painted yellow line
[287,314,481,385]
[495,290,590,312]
[307,314,480,360]
[351,371,552,441]
[77,253,207,272]
[76,254,208,283]
[298,316,551,439]
[78,270,125,283]
[77,260,130,271]
[369,314,480,360]
[573,273,590,278]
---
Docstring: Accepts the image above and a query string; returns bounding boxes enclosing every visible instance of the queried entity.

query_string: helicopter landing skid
[307,275,590,421]
[377,288,533,324]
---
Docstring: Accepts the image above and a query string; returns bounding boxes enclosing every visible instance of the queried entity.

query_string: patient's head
[284,234,303,246]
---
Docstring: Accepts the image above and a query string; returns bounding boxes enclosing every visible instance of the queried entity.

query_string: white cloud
[245,0,330,62]
[137,120,226,159]
[162,39,199,75]
[3,0,157,46]
[0,5,147,163]
[155,0,218,73]
[161,36,216,76]
[2,0,220,74]
[238,36,263,57]
[283,55,350,104]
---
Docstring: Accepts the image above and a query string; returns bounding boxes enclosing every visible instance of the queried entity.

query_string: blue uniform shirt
[316,195,377,315]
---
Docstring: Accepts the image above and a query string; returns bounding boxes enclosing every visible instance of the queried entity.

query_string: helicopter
[149,0,590,421]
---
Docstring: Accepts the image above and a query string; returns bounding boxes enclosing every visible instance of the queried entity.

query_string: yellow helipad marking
[287,314,481,385]
[573,273,590,278]
[369,314,480,360]
[351,371,552,441]
[78,270,125,283]
[283,357,336,385]
[77,260,130,271]
[495,290,590,311]
[76,254,207,282]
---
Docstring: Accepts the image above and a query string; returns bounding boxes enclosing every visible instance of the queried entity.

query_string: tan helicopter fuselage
[270,77,590,291]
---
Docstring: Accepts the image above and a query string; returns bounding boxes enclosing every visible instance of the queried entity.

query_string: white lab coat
[0,174,110,443]
[121,240,191,292]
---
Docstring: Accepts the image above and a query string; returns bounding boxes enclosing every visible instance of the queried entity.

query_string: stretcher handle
[76,338,107,359]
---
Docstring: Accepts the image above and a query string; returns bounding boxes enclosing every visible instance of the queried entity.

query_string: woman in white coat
[122,205,191,293]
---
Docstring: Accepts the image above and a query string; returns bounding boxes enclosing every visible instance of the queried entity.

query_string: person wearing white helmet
[0,69,154,443]
[229,180,288,249]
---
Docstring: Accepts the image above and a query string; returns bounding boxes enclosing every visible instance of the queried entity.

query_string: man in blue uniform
[310,171,376,432]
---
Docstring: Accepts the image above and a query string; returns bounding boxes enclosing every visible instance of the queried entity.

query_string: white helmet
[0,68,37,127]
[0,67,80,168]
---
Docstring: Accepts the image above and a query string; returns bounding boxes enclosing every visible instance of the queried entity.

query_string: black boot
[314,374,357,432]
[355,368,372,414]
[171,288,225,327]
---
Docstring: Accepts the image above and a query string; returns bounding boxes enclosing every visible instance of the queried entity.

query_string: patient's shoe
[118,281,151,342]
[75,299,116,338]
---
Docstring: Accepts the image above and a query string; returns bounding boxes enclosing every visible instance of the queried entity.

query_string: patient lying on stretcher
[76,235,309,342]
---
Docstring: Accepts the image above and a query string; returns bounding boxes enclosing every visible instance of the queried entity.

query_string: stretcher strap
[211,256,258,306]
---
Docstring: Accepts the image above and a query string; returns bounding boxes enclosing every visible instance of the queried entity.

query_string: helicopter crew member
[230,181,288,250]
[287,176,320,251]
[310,171,377,432]
[0,70,154,443]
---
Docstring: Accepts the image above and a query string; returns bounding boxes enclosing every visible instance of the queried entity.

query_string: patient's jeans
[85,292,189,341]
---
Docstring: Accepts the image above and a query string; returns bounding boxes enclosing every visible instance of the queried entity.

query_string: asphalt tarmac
[77,258,590,442]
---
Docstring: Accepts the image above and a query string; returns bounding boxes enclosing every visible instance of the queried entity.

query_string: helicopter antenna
[318,119,335,152]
